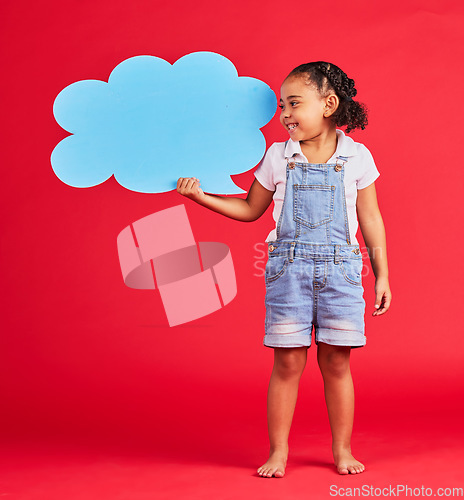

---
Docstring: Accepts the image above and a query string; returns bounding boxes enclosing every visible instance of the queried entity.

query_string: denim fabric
[264,155,366,348]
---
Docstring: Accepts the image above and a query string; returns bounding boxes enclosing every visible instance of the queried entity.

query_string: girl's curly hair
[287,62,368,134]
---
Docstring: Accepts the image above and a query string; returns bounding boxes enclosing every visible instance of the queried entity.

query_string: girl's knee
[317,344,351,378]
[273,347,307,378]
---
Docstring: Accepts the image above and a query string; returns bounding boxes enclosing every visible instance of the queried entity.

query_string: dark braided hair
[287,62,368,134]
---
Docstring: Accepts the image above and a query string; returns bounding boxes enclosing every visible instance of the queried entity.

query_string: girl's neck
[300,127,338,164]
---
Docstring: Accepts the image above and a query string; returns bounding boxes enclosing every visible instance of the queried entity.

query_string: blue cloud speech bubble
[51,52,277,194]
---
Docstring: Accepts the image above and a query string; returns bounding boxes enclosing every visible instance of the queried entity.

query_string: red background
[1,0,463,498]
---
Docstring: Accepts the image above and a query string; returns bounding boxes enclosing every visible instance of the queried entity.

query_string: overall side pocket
[265,255,289,285]
[340,258,363,286]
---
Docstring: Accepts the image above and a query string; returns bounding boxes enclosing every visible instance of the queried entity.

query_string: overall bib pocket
[340,258,363,286]
[293,184,335,228]
[265,255,289,284]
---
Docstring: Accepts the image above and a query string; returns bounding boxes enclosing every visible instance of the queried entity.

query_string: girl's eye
[279,101,298,110]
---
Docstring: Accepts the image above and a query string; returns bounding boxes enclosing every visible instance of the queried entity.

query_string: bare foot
[333,448,365,475]
[257,450,287,478]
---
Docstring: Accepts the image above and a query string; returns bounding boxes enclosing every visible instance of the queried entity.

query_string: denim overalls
[263,154,366,348]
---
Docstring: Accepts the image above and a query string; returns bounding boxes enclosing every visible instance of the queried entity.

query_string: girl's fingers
[382,293,392,312]
[373,291,391,315]
[384,291,391,305]
[184,178,195,190]
[373,292,384,314]
[189,179,201,192]
[177,177,193,191]
[176,177,203,199]
[178,177,200,190]
[374,293,383,310]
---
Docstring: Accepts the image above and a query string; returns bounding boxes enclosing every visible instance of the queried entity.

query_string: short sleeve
[254,145,276,191]
[357,145,380,190]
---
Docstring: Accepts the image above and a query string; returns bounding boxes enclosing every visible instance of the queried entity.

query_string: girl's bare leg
[317,342,365,474]
[257,346,308,478]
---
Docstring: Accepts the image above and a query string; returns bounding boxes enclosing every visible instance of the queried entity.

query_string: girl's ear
[323,93,340,117]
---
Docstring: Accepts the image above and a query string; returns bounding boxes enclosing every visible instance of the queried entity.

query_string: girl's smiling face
[279,76,334,141]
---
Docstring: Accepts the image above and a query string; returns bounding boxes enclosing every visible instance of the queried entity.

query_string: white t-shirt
[254,129,380,244]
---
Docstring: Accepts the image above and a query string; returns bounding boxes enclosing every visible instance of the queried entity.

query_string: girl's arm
[177,177,275,222]
[356,183,392,316]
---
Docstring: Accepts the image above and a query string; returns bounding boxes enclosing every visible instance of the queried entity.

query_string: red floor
[1,407,462,500]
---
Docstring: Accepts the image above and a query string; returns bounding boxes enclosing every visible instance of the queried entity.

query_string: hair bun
[316,62,357,100]
[345,77,357,99]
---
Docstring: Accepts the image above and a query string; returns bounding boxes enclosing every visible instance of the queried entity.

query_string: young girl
[177,61,391,477]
